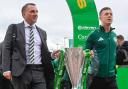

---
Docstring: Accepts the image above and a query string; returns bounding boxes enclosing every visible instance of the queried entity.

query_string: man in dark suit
[117,35,128,65]
[0,42,13,89]
[2,3,58,89]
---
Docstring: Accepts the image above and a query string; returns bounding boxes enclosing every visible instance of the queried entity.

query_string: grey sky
[0,0,128,50]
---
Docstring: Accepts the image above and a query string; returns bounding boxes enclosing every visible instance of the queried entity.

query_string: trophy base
[72,87,77,89]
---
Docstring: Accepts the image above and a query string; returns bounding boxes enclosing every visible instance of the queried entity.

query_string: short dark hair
[117,35,124,40]
[99,7,111,16]
[21,3,36,15]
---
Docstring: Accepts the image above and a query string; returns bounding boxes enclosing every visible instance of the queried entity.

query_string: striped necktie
[28,26,34,64]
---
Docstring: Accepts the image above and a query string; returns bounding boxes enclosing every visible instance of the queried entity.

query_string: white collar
[24,20,36,29]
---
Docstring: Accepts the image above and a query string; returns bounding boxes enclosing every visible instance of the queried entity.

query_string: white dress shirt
[24,21,42,64]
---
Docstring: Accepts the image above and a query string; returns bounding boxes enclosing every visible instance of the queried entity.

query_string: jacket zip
[108,32,110,76]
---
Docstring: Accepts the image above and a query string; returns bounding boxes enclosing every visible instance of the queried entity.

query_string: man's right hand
[83,50,94,58]
[3,71,12,80]
[90,50,94,58]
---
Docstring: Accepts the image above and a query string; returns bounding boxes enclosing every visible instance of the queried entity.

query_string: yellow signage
[77,0,87,9]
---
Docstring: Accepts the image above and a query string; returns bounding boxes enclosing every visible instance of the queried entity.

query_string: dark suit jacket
[117,41,128,65]
[0,42,3,72]
[2,22,54,80]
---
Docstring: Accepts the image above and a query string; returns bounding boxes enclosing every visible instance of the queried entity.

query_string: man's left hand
[51,50,60,59]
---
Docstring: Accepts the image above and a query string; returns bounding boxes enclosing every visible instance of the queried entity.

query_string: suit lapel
[36,26,47,50]
[36,26,44,44]
[18,22,25,43]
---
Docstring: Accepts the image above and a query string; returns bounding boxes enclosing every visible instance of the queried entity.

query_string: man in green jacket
[86,7,118,89]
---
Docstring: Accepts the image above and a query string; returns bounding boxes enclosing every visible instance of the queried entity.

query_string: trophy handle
[81,49,91,89]
[54,50,65,89]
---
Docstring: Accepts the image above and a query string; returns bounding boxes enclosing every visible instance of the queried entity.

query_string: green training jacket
[86,26,117,77]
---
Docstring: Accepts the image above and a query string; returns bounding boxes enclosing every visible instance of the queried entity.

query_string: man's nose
[33,11,38,15]
[34,12,38,16]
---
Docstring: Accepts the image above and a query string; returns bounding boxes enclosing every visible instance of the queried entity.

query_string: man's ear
[22,12,25,18]
[99,16,101,21]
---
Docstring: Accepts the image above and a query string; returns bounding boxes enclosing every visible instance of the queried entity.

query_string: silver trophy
[65,48,84,89]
